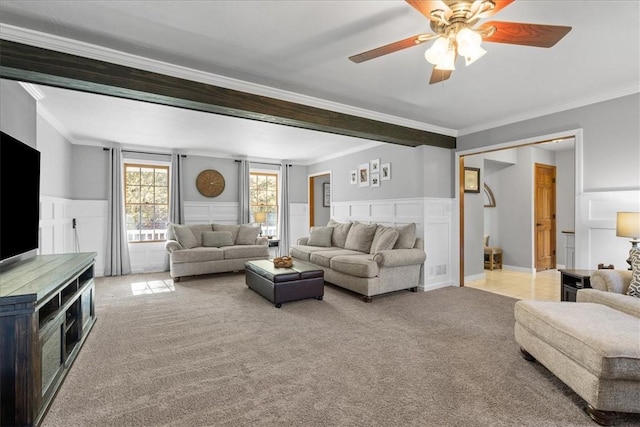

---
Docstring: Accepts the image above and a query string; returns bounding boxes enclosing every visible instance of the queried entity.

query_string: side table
[559,269,595,302]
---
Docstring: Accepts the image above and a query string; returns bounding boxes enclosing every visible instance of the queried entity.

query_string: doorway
[457,130,580,288]
[308,172,331,228]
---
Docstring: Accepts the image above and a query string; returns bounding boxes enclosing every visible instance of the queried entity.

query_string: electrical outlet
[72,218,77,228]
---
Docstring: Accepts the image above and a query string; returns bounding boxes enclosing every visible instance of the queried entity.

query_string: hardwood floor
[465,268,561,301]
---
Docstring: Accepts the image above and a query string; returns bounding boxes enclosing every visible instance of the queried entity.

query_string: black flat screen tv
[0,130,41,268]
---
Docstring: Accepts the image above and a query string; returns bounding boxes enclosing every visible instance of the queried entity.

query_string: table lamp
[616,211,640,270]
[254,211,267,236]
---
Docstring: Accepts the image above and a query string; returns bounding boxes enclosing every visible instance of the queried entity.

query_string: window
[250,172,278,237]
[124,163,169,242]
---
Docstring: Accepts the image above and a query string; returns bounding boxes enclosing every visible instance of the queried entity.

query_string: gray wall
[457,93,640,193]
[555,147,575,266]
[72,145,109,200]
[0,80,36,147]
[38,115,74,198]
[309,143,452,202]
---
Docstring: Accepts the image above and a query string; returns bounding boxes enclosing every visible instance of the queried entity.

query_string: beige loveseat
[514,269,640,425]
[289,220,426,302]
[165,223,269,281]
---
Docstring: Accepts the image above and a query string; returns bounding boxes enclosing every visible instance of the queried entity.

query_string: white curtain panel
[238,159,250,224]
[280,163,292,256]
[170,153,184,224]
[105,146,131,276]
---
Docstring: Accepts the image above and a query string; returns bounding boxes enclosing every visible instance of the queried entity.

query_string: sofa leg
[363,296,372,303]
[409,287,418,292]
[519,347,536,362]
[586,404,617,426]
[173,277,181,283]
[275,303,282,308]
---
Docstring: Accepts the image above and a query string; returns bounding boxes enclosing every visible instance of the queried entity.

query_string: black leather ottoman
[245,259,324,308]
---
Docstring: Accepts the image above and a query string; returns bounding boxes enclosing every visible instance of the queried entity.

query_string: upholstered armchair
[590,269,632,294]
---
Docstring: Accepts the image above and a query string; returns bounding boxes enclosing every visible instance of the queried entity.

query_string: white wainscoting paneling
[575,190,640,269]
[184,201,239,225]
[39,196,107,276]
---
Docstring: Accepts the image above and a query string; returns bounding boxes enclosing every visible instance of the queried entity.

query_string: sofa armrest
[297,237,309,245]
[577,288,640,318]
[373,248,426,268]
[165,239,183,253]
[590,270,632,294]
[256,236,269,246]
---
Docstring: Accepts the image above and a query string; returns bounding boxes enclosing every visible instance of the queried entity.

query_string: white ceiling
[1,1,638,164]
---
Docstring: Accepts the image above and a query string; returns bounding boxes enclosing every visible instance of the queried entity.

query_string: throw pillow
[627,247,640,298]
[344,221,378,253]
[173,225,198,249]
[213,224,241,243]
[394,223,417,249]
[236,225,261,245]
[327,219,352,248]
[202,231,234,247]
[307,226,333,247]
[370,225,400,254]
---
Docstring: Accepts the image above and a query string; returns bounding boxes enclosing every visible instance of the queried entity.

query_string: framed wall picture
[381,163,391,180]
[323,182,331,207]
[350,170,357,185]
[371,173,380,187]
[464,167,481,193]
[358,163,369,187]
[370,158,380,173]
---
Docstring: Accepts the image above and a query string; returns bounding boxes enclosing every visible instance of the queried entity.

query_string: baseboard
[420,282,457,292]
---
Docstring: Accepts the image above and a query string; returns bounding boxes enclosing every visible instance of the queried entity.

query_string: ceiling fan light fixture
[456,27,486,66]
[463,45,487,66]
[434,48,456,71]
[424,36,450,65]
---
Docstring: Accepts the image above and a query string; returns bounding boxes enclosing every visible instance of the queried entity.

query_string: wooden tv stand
[0,253,97,426]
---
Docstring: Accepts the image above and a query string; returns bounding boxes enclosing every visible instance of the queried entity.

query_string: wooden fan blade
[429,67,452,84]
[477,0,514,18]
[349,33,438,63]
[478,21,572,48]
[405,0,450,20]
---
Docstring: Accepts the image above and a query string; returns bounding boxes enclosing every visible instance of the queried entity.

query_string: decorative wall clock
[196,169,225,197]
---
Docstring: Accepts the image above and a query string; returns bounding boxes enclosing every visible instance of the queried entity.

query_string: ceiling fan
[349,0,572,84]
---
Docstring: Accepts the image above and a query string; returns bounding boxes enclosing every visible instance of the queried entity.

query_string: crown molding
[0,24,457,138]
[18,82,45,101]
[36,104,79,144]
[457,84,640,137]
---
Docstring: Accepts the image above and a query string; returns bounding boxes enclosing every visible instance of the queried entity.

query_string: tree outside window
[250,172,278,237]
[124,163,169,242]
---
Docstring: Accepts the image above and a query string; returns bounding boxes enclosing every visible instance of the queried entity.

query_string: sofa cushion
[370,225,400,254]
[172,225,198,249]
[189,224,216,246]
[394,223,417,249]
[213,224,241,243]
[203,231,234,247]
[331,254,379,278]
[628,247,640,298]
[327,219,352,248]
[223,245,269,260]
[307,226,333,247]
[171,247,224,263]
[236,225,261,245]
[515,300,640,380]
[344,221,377,253]
[310,249,364,268]
[290,245,336,262]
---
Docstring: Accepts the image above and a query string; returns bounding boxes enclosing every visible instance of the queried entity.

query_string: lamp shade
[254,212,267,223]
[616,212,640,239]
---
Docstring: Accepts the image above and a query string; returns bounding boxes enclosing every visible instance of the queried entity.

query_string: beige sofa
[289,220,426,302]
[514,269,640,425]
[165,223,269,281]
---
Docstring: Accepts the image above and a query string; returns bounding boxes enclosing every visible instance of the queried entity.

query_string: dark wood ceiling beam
[0,40,456,149]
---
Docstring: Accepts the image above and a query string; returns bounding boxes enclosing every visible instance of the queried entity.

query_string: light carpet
[41,271,640,426]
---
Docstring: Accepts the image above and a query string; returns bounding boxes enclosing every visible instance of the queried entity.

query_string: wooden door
[535,163,556,271]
